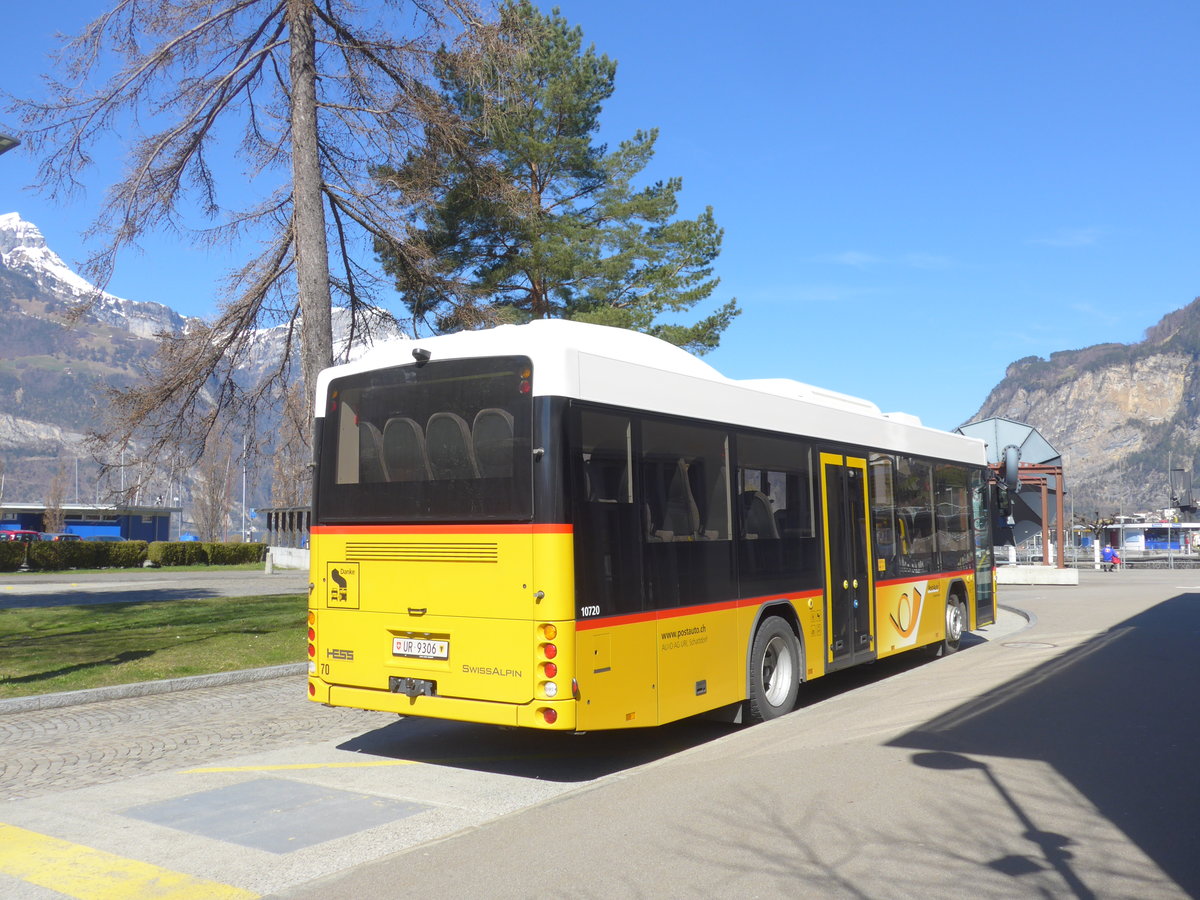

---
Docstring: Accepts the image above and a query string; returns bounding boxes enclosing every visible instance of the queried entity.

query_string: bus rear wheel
[747,617,801,723]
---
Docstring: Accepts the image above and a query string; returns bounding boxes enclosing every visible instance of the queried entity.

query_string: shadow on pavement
[337,631,991,784]
[2,589,225,609]
[337,715,735,782]
[890,592,1200,896]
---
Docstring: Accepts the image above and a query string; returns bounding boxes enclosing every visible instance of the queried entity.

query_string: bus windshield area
[315,356,533,523]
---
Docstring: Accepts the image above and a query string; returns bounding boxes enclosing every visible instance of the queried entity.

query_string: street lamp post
[0,135,20,156]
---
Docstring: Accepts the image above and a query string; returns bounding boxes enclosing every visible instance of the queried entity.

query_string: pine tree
[378,0,739,353]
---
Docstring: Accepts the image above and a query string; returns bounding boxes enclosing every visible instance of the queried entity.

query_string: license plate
[392,637,449,660]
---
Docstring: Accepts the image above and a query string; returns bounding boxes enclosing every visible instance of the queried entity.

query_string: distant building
[0,502,179,541]
[256,506,311,549]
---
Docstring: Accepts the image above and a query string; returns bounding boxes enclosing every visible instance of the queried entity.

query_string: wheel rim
[761,635,795,707]
[946,600,964,643]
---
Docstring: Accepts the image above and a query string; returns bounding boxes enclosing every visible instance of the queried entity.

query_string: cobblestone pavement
[0,676,394,801]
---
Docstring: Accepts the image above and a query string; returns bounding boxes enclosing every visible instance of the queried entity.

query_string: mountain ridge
[972,296,1200,514]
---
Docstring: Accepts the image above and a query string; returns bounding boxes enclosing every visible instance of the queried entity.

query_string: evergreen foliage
[378,0,739,353]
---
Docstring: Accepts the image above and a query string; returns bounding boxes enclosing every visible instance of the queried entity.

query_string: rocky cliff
[972,298,1200,514]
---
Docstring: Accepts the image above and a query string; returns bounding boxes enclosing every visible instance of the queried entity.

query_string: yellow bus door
[820,454,876,668]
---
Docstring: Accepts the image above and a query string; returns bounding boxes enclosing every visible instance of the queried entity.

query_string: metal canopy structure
[958,417,1067,568]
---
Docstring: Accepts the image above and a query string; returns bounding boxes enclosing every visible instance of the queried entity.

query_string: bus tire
[940,592,966,656]
[747,617,801,723]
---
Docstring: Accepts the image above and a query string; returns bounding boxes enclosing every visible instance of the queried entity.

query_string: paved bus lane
[1,569,309,609]
[3,570,1197,898]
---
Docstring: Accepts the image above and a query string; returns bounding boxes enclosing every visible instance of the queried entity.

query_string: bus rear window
[316,356,533,522]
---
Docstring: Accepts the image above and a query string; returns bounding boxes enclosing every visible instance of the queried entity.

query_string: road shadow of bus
[336,715,735,783]
[335,634,988,783]
[888,592,1200,897]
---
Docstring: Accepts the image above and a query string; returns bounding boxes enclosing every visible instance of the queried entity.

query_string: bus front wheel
[940,593,966,656]
[747,618,801,723]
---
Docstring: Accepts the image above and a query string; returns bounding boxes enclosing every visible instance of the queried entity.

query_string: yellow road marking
[183,760,418,773]
[0,822,258,899]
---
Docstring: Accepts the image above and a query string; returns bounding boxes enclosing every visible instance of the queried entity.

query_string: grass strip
[0,594,306,699]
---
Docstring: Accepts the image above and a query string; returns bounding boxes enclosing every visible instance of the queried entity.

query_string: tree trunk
[288,0,334,408]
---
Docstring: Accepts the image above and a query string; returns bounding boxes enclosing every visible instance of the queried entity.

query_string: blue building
[0,502,179,541]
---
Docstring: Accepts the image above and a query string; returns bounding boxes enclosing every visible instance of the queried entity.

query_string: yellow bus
[307,320,998,730]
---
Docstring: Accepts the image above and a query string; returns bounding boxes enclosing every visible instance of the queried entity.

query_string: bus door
[820,453,876,668]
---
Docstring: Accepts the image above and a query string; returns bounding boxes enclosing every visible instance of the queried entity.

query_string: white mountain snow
[0,211,192,339]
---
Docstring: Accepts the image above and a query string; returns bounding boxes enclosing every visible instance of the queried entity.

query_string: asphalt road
[1,569,1197,898]
[0,568,309,609]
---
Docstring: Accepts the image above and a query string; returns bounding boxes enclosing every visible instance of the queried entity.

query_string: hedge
[2,540,266,572]
[146,541,266,567]
[0,542,25,571]
[147,541,208,567]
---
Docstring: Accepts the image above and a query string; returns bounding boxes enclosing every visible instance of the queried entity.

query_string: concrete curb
[0,662,307,716]
[999,602,1034,624]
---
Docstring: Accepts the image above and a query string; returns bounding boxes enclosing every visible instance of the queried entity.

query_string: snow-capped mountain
[0,212,193,339]
[0,212,406,506]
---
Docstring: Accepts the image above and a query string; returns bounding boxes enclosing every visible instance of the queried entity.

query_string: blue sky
[3,1,1198,430]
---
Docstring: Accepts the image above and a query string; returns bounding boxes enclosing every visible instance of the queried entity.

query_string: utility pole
[241,434,248,542]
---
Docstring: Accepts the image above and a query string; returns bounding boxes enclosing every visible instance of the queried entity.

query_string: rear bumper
[310,679,577,730]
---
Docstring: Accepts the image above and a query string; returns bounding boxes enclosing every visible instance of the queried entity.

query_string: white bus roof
[316,320,985,465]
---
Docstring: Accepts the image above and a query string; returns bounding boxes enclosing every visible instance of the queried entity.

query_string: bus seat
[741,490,778,540]
[426,412,480,479]
[357,421,388,483]
[659,458,701,541]
[383,417,431,481]
[700,463,731,540]
[472,407,515,478]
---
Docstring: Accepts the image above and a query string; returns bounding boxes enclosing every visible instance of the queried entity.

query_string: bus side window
[894,456,935,575]
[572,410,642,617]
[639,419,735,608]
[869,453,897,578]
[935,463,972,571]
[735,434,820,596]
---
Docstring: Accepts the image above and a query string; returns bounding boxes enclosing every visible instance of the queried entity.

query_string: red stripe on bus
[576,590,824,631]
[312,524,573,535]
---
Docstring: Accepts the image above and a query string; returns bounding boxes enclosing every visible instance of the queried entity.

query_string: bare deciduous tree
[193,436,234,542]
[43,462,68,534]
[7,0,512,489]
[270,380,311,507]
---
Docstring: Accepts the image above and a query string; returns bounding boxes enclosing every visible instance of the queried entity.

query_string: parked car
[40,533,82,542]
[88,535,127,542]
[1,530,42,542]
